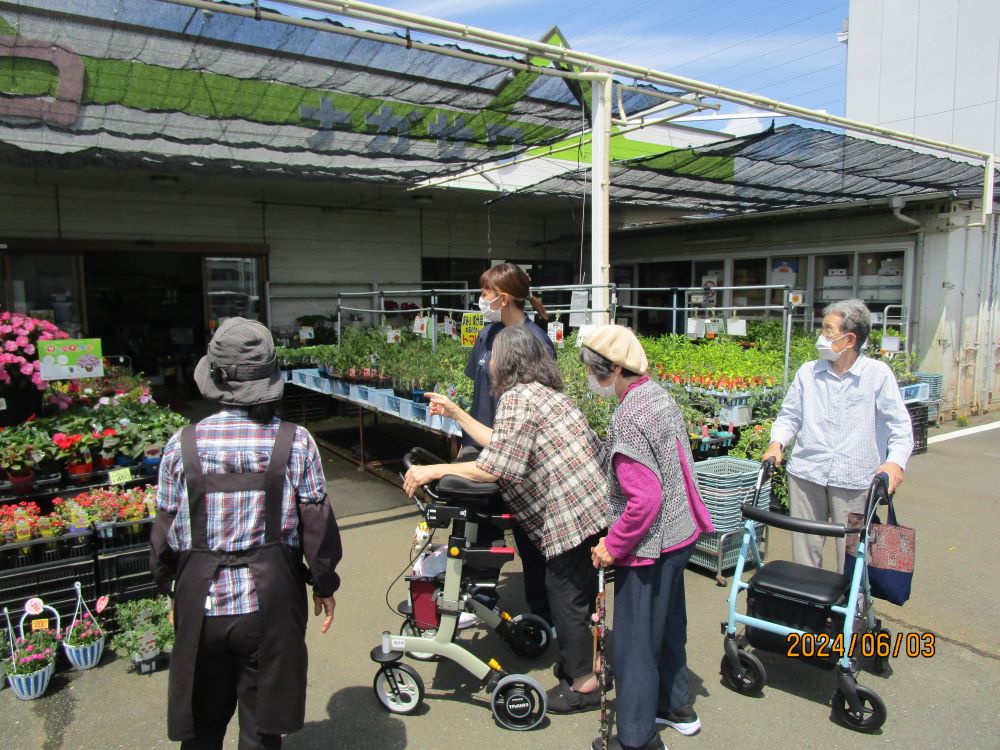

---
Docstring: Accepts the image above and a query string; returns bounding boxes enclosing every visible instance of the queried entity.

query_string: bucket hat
[194,317,283,405]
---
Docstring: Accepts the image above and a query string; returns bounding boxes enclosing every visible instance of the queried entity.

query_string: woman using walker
[405,325,607,713]
[582,325,713,750]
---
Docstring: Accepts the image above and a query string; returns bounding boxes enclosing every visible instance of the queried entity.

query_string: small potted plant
[0,425,40,492]
[111,596,174,674]
[62,582,105,670]
[3,602,62,700]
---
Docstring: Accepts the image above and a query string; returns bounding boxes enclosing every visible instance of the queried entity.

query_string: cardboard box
[828,268,849,276]
[822,288,853,301]
[859,274,881,287]
[823,275,853,288]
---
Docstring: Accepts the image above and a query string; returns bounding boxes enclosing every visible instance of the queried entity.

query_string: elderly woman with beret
[582,325,714,750]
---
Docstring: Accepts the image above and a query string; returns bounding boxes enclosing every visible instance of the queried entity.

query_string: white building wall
[845,0,1000,155]
[0,184,576,328]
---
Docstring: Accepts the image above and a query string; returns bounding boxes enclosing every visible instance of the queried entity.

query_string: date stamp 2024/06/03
[786,631,936,659]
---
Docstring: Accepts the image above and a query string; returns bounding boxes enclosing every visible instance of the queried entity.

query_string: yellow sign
[31,618,49,631]
[108,467,133,485]
[460,313,484,348]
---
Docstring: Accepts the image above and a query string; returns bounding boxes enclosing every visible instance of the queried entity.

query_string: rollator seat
[749,560,851,607]
[437,474,502,509]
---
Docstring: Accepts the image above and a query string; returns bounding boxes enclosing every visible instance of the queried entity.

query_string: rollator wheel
[399,620,437,662]
[490,674,546,731]
[506,613,553,659]
[720,649,766,694]
[373,663,424,714]
[832,684,887,732]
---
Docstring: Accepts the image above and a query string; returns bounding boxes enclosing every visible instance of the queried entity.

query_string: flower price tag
[138,631,160,661]
[109,467,133,485]
[411,316,428,337]
[442,318,456,338]
[31,618,50,631]
[96,596,109,614]
[385,328,401,344]
[547,322,565,348]
[25,597,44,615]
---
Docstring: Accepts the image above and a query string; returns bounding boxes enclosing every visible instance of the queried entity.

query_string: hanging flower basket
[63,635,104,670]
[7,660,55,700]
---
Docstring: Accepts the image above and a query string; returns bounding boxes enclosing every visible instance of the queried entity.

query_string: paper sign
[577,323,596,347]
[109,467,133,485]
[461,312,484,348]
[705,318,722,337]
[96,595,109,614]
[547,321,565,348]
[442,318,456,338]
[31,618,50,631]
[881,335,900,353]
[569,290,590,327]
[385,328,401,344]
[411,316,427,337]
[726,318,748,336]
[39,338,104,380]
[138,631,159,660]
[298,326,315,341]
[25,598,43,615]
[687,318,706,338]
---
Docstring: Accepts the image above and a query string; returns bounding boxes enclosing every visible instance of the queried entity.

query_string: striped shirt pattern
[770,355,914,490]
[476,382,607,559]
[156,409,328,616]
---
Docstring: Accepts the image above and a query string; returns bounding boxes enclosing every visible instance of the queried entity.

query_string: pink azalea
[4,340,16,352]
[20,362,33,376]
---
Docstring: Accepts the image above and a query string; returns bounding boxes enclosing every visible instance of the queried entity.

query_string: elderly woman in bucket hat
[151,317,343,750]
[581,325,714,750]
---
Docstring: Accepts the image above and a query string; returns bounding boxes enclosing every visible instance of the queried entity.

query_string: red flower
[102,428,116,437]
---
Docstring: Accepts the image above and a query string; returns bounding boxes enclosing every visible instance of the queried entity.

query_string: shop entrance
[84,251,205,387]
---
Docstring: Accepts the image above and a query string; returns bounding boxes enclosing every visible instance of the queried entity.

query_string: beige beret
[581,324,649,374]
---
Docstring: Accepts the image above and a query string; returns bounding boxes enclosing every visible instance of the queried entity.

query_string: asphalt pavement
[4,418,999,749]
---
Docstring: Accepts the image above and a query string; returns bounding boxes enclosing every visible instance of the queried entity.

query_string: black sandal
[545,680,603,714]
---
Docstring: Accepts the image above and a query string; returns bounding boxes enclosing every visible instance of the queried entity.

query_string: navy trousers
[612,543,694,748]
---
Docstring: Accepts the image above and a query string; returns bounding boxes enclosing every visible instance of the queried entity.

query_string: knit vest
[605,380,697,559]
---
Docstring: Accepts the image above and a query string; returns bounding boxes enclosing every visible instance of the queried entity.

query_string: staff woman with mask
[458,263,555,625]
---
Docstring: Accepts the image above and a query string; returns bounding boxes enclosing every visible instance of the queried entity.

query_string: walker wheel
[400,620,437,662]
[832,684,887,732]
[490,674,546,731]
[373,663,424,714]
[720,649,766,694]
[506,614,553,659]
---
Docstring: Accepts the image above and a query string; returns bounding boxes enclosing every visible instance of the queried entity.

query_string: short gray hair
[579,347,615,379]
[490,326,563,398]
[822,298,871,352]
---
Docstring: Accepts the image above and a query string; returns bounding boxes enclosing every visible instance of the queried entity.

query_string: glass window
[5,253,83,336]
[732,258,767,310]
[205,257,261,326]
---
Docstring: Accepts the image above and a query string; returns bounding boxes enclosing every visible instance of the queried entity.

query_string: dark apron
[167,420,309,740]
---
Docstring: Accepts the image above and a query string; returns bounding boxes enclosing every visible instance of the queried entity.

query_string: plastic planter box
[899,382,930,403]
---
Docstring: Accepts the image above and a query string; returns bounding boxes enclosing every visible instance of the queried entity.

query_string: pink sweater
[604,378,701,567]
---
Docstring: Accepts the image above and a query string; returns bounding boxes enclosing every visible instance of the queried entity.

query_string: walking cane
[593,565,609,750]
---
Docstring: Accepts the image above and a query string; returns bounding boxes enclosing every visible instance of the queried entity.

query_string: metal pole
[335,293,342,344]
[430,292,438,351]
[591,77,612,327]
[783,288,792,386]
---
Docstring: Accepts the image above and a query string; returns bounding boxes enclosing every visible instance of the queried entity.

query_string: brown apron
[167,420,309,740]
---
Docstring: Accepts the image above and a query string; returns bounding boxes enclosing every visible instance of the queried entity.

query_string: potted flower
[0,424,41,491]
[62,583,105,670]
[4,623,61,700]
[52,430,99,482]
[0,312,69,427]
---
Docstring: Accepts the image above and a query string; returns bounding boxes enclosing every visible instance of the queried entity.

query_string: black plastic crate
[0,531,94,570]
[96,546,157,604]
[278,384,332,423]
[0,555,97,621]
[93,518,154,554]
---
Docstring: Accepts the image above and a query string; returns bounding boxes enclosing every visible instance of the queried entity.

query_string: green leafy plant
[110,596,174,659]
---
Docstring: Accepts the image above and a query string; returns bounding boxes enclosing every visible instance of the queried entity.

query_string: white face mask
[478,295,502,323]
[588,371,618,398]
[816,333,849,362]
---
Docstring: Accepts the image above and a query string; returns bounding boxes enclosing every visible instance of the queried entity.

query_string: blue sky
[272,0,850,136]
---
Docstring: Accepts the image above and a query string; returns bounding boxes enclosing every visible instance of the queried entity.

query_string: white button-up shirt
[770,355,914,490]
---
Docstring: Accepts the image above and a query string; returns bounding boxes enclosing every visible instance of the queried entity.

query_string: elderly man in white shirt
[762,298,913,572]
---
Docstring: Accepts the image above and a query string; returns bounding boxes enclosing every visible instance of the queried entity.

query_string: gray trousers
[788,474,867,574]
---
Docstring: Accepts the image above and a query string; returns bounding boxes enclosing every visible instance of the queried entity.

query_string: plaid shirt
[477,382,607,559]
[156,409,328,616]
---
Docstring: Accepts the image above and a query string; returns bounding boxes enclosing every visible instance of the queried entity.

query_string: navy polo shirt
[463,319,556,446]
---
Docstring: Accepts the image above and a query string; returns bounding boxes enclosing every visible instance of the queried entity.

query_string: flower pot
[66,460,94,483]
[7,661,55,700]
[6,468,35,494]
[63,635,105,670]
[95,455,116,470]
[141,454,162,476]
[114,453,133,467]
